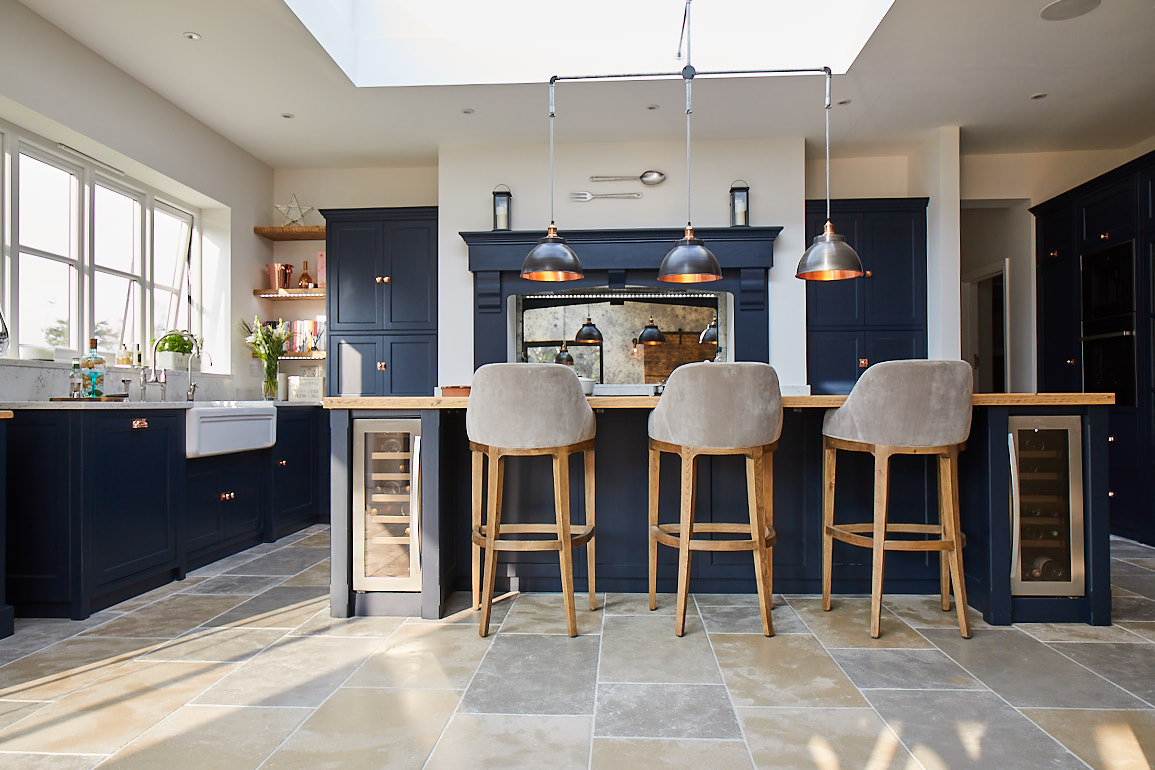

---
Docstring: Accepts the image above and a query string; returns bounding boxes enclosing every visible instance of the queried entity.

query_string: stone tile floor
[0,527,1153,768]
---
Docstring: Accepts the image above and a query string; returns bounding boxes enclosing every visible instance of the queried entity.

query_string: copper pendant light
[638,315,665,345]
[522,80,583,281]
[574,314,602,344]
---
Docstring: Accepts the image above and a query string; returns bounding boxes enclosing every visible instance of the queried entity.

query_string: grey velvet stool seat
[648,362,782,636]
[821,359,973,639]
[466,363,597,637]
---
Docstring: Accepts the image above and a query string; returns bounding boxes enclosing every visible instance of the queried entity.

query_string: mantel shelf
[253,225,326,241]
[253,288,326,300]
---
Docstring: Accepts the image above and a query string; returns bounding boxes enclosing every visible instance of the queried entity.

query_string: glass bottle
[298,260,314,289]
[69,358,83,398]
[80,337,106,398]
[134,343,143,366]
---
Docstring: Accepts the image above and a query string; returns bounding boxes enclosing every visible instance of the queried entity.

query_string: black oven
[1081,241,1135,323]
[1079,241,1136,406]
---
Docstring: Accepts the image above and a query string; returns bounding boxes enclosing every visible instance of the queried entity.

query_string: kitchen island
[326,392,1113,626]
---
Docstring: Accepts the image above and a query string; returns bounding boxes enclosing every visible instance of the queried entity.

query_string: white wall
[0,0,273,393]
[436,137,807,387]
[806,155,910,200]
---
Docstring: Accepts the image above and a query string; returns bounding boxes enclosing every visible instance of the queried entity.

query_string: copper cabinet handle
[1100,233,1109,240]
[278,459,288,467]
[220,492,228,502]
[131,418,148,429]
[1066,359,1076,366]
[1048,250,1059,258]
[375,276,391,284]
[377,361,387,371]
[1109,491,1115,498]
[858,358,869,368]
[219,491,236,501]
[864,270,873,278]
[1108,436,1115,442]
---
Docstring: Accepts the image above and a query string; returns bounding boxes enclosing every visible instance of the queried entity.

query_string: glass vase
[262,356,279,400]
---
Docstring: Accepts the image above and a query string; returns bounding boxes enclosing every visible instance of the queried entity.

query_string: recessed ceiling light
[1040,0,1100,21]
[461,108,475,115]
[1030,92,1048,100]
[281,112,295,119]
[182,31,201,41]
[837,98,851,106]
[646,104,660,111]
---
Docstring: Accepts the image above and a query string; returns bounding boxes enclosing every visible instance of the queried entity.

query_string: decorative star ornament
[274,194,314,227]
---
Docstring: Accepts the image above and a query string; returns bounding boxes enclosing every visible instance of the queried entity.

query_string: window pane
[18,153,76,257]
[94,271,140,353]
[153,287,184,342]
[94,185,141,274]
[18,253,77,352]
[154,206,191,291]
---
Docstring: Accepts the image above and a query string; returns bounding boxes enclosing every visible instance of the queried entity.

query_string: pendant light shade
[522,80,582,282]
[659,225,722,283]
[521,225,583,281]
[699,316,718,345]
[638,316,665,345]
[574,315,603,343]
[796,70,863,281]
[554,340,574,365]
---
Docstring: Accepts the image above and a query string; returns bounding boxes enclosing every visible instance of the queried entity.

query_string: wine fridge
[1008,415,1085,596]
[352,419,421,592]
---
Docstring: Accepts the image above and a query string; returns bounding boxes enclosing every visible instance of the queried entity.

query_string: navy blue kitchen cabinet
[1031,149,1155,544]
[270,406,328,539]
[805,198,928,394]
[0,419,11,639]
[186,450,265,571]
[6,410,184,619]
[322,207,438,396]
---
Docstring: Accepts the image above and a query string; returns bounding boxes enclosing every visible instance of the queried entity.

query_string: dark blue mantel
[460,226,781,368]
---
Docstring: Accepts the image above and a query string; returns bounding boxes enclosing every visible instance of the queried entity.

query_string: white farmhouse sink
[186,401,277,458]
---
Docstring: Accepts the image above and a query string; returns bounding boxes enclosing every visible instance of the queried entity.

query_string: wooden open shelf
[253,225,326,241]
[252,288,326,300]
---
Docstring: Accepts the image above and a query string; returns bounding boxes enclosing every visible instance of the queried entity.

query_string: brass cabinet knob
[278,459,288,467]
[375,276,391,284]
[1048,250,1059,258]
[1066,359,1076,366]
[376,361,387,371]
[864,270,873,278]
[220,492,228,502]
[1108,491,1116,498]
[1100,233,1109,240]
[131,418,148,429]
[858,358,869,368]
[1108,436,1115,442]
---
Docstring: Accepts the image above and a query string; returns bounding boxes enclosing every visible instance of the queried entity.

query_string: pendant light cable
[824,70,831,223]
[549,80,557,227]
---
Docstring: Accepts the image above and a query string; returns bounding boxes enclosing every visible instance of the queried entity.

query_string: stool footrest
[473,524,594,552]
[827,522,954,552]
[652,522,776,552]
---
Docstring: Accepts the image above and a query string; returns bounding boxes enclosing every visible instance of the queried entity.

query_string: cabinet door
[330,334,385,396]
[385,335,437,396]
[1142,166,1155,234]
[863,211,926,328]
[805,204,864,327]
[1080,180,1137,249]
[384,219,438,330]
[807,330,865,395]
[273,408,319,535]
[223,452,264,541]
[186,460,225,556]
[864,330,924,367]
[85,412,181,588]
[328,220,386,331]
[1036,207,1082,392]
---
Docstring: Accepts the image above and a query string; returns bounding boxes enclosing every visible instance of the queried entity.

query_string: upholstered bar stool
[648,362,782,636]
[821,359,973,639]
[466,363,597,637]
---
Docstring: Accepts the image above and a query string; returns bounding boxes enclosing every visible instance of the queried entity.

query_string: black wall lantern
[729,180,750,227]
[492,184,512,231]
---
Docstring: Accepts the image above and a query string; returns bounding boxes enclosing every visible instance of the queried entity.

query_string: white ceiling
[15,0,1155,169]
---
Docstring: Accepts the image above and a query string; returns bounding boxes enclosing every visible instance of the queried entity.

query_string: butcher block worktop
[324,392,1115,410]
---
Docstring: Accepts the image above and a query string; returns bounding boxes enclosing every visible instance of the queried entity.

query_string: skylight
[283,0,893,87]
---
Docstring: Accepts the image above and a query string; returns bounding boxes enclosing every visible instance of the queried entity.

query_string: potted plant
[153,331,201,372]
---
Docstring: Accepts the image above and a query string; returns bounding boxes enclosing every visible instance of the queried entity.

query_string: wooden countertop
[325,392,1115,410]
[0,411,12,420]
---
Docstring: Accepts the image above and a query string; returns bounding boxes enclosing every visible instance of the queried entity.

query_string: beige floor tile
[426,713,590,769]
[194,635,381,707]
[288,532,330,549]
[1016,622,1151,643]
[0,753,104,769]
[289,611,404,638]
[137,627,286,663]
[694,593,767,607]
[344,624,490,689]
[265,687,459,769]
[460,634,599,716]
[109,577,207,612]
[710,633,867,708]
[0,636,157,700]
[498,592,602,635]
[595,682,741,739]
[789,597,934,648]
[81,594,246,639]
[882,594,991,631]
[279,560,330,587]
[0,699,46,730]
[408,591,516,626]
[0,660,235,754]
[699,603,809,635]
[603,592,678,616]
[199,587,328,630]
[597,614,721,684]
[1022,708,1155,770]
[590,737,753,769]
[1117,621,1155,642]
[102,704,309,769]
[1123,557,1155,571]
[739,707,912,769]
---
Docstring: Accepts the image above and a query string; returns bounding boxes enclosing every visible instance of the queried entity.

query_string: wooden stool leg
[821,440,837,611]
[648,444,660,611]
[479,452,504,637]
[940,551,951,611]
[941,450,971,638]
[869,450,890,639]
[471,450,483,611]
[763,445,775,611]
[554,451,578,637]
[675,449,697,637]
[585,447,597,611]
[747,449,774,637]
